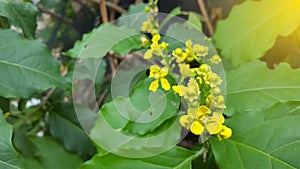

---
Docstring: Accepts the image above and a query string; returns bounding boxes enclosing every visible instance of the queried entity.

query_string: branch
[99,0,109,23]
[23,88,56,124]
[37,6,73,25]
[106,1,127,14]
[197,0,214,36]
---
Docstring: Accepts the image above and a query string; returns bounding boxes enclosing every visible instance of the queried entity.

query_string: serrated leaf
[226,60,300,115]
[211,101,300,169]
[65,24,142,58]
[213,0,300,66]
[47,102,96,157]
[0,0,38,38]
[0,110,24,169]
[79,146,202,169]
[25,136,83,169]
[0,29,64,98]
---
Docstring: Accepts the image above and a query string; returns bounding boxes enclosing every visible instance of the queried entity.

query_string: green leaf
[71,58,106,84]
[211,101,300,169]
[47,102,96,157]
[111,34,142,55]
[24,136,83,169]
[118,3,148,30]
[0,29,64,98]
[0,110,24,169]
[213,0,300,66]
[226,60,300,115]
[97,78,180,135]
[187,12,202,31]
[65,24,142,58]
[90,78,182,157]
[0,0,38,39]
[79,146,202,169]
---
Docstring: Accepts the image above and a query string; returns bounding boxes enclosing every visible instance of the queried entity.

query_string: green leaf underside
[65,24,142,59]
[79,146,201,169]
[0,110,23,169]
[24,136,83,169]
[213,0,300,66]
[226,60,300,115]
[0,0,38,38]
[0,29,64,98]
[211,101,300,169]
[47,103,96,157]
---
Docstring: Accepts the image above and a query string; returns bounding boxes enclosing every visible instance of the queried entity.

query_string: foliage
[0,110,23,169]
[210,101,300,169]
[213,0,300,67]
[0,0,299,169]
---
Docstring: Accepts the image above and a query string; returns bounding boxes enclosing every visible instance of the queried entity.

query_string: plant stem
[99,0,108,23]
[197,0,214,36]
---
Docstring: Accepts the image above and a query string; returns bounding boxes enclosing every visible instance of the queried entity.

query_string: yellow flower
[190,121,204,135]
[217,125,232,140]
[172,78,200,102]
[144,49,153,59]
[192,44,208,57]
[185,49,195,62]
[148,65,170,92]
[173,48,182,56]
[197,105,211,118]
[160,41,168,50]
[172,48,186,63]
[210,95,226,110]
[210,55,221,64]
[212,87,221,95]
[149,35,165,56]
[205,112,224,134]
[152,34,161,43]
[144,6,150,12]
[209,72,222,88]
[172,85,182,96]
[180,106,219,136]
[185,40,193,49]
[141,20,153,33]
[178,63,191,78]
[179,107,205,135]
[199,64,211,73]
[141,37,149,47]
[4,112,10,118]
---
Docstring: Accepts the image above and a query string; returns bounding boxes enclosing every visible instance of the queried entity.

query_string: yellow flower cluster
[179,106,231,139]
[172,40,208,63]
[141,2,231,141]
[143,34,168,59]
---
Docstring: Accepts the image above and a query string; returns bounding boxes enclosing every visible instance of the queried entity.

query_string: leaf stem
[22,87,56,124]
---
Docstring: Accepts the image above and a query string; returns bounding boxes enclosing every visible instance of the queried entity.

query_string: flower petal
[179,115,192,128]
[160,78,170,91]
[149,79,159,92]
[144,49,153,59]
[190,121,204,135]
